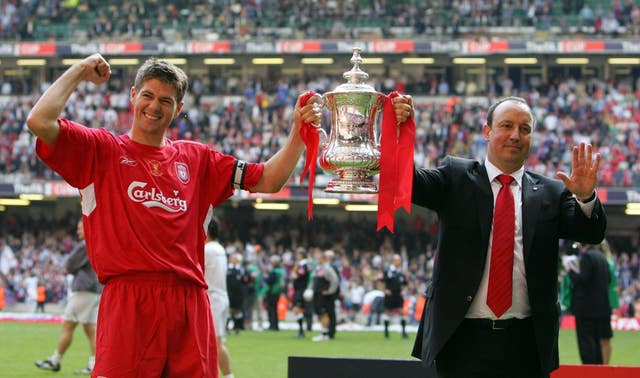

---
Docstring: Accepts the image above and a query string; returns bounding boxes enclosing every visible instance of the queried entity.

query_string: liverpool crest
[175,162,190,184]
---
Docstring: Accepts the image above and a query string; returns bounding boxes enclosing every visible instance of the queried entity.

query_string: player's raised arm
[249,93,321,193]
[26,53,111,146]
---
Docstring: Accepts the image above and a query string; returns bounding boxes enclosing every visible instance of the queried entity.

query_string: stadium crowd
[3,0,640,42]
[1,209,640,327]
[1,71,640,187]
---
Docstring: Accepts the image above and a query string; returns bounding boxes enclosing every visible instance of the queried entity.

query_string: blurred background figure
[35,219,101,375]
[364,281,385,327]
[227,252,245,335]
[290,247,312,338]
[311,249,339,342]
[243,256,265,331]
[600,239,620,365]
[344,277,365,323]
[324,250,341,340]
[380,253,408,339]
[567,242,612,365]
[35,279,46,313]
[264,254,284,331]
[204,216,235,378]
[240,258,258,331]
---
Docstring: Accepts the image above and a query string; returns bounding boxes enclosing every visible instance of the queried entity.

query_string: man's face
[482,100,533,174]
[130,78,183,138]
[392,255,402,268]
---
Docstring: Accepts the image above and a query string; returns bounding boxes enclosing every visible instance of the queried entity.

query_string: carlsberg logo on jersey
[127,181,188,213]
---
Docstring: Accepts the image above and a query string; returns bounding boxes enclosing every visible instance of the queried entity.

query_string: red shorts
[93,273,218,378]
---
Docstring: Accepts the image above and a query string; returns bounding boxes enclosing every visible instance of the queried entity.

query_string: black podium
[288,356,436,378]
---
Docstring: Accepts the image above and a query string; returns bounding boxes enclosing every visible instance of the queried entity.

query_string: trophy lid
[330,47,380,94]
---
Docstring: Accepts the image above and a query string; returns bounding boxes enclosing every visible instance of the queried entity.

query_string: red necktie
[487,174,515,318]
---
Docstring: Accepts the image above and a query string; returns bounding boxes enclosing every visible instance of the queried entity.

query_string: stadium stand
[1,0,640,42]
[0,1,639,332]
[1,74,639,187]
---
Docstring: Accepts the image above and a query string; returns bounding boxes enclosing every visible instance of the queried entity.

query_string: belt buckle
[491,319,506,330]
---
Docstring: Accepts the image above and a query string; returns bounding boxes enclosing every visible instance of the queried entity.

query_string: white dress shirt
[466,159,597,320]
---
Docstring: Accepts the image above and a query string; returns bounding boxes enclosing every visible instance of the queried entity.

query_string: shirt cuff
[574,191,596,218]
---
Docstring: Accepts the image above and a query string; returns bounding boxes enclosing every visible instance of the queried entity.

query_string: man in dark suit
[567,243,611,365]
[407,96,607,377]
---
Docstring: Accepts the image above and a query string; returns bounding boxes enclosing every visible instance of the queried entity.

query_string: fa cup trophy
[317,47,386,193]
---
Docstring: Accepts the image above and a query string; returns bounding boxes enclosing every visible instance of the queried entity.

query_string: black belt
[462,317,531,331]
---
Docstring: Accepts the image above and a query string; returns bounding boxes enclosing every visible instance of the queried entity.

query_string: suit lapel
[522,172,543,264]
[474,164,493,254]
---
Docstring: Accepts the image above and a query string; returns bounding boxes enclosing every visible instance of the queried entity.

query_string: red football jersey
[37,119,264,287]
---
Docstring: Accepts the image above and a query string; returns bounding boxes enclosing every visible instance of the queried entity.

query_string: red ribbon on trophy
[298,90,319,220]
[377,91,415,233]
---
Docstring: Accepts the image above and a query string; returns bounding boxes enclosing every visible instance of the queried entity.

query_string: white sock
[88,355,95,369]
[223,374,235,378]
[50,350,61,364]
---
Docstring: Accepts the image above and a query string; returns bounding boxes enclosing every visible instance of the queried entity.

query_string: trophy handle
[375,100,385,148]
[316,125,328,147]
[316,94,329,148]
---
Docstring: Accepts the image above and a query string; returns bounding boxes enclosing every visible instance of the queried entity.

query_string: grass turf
[1,322,638,377]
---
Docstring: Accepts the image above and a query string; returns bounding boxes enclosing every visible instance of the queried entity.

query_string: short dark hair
[486,96,534,127]
[134,57,189,102]
[207,217,220,239]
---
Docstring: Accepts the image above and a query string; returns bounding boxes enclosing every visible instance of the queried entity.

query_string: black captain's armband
[232,160,248,189]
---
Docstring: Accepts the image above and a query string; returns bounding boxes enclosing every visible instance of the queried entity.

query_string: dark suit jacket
[569,247,611,319]
[410,156,607,374]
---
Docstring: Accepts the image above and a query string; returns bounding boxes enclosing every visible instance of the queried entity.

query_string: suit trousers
[265,292,280,330]
[435,318,548,378]
[575,317,609,364]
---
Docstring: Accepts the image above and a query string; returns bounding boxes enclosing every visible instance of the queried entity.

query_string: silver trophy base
[324,178,378,193]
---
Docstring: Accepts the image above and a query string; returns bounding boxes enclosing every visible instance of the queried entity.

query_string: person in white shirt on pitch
[204,216,234,378]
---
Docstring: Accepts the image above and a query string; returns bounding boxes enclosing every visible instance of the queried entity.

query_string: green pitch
[1,322,639,378]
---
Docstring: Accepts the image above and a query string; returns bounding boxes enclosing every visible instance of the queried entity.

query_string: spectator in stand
[579,3,596,28]
[0,239,18,278]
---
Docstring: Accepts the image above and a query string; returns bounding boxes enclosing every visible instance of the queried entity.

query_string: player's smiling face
[130,78,184,143]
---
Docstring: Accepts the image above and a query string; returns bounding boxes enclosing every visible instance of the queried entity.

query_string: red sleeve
[35,119,109,189]
[206,149,264,206]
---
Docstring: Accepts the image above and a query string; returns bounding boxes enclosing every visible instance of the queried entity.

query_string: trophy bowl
[318,47,386,193]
